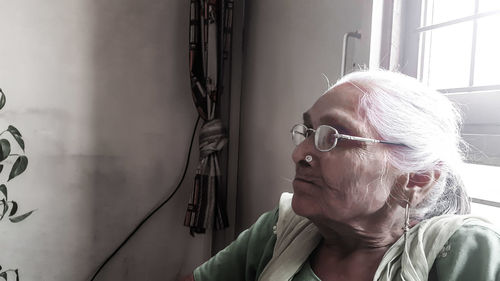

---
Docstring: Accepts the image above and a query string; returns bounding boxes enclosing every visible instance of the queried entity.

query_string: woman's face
[291,84,397,228]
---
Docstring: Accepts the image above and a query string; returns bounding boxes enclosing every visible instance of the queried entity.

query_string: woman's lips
[293,176,320,188]
[294,177,313,184]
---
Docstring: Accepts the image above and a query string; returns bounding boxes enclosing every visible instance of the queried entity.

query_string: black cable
[89,115,201,281]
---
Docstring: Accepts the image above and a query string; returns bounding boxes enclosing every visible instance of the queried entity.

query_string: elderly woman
[183,70,500,281]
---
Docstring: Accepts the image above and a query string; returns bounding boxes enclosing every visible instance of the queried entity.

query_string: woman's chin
[291,193,312,218]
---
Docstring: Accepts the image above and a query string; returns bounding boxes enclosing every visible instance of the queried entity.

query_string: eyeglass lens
[291,124,338,151]
[291,124,307,145]
[315,125,338,151]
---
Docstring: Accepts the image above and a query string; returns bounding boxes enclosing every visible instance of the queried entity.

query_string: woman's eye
[335,127,348,135]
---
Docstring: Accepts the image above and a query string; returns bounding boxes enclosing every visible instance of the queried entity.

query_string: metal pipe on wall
[341,30,362,76]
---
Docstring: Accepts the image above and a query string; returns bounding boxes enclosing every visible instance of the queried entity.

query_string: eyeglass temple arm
[379,140,409,147]
[336,134,407,147]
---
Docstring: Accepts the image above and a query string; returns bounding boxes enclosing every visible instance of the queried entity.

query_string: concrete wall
[236,0,373,233]
[0,0,375,279]
[0,1,210,280]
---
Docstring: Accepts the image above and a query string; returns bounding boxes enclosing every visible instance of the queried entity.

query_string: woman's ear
[392,170,441,208]
[405,170,441,207]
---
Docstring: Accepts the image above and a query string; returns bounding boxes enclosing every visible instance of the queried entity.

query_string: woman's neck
[310,239,389,281]
[312,206,406,252]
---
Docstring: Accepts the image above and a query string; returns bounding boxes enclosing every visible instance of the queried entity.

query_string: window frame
[397,0,500,215]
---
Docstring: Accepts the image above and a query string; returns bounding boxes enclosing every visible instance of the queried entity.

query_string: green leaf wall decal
[0,88,5,110]
[7,126,24,151]
[0,199,7,220]
[9,210,33,223]
[9,201,18,217]
[1,85,30,281]
[8,156,28,181]
[0,139,11,161]
[0,185,6,200]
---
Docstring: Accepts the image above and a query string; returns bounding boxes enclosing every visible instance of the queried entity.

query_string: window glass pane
[478,0,500,13]
[473,15,500,86]
[461,163,500,202]
[464,163,500,227]
[420,22,473,89]
[424,0,475,26]
[471,203,500,227]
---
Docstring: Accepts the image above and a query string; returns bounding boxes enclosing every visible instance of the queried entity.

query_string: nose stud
[305,155,313,163]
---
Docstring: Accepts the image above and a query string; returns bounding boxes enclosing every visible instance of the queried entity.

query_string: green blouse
[194,209,500,281]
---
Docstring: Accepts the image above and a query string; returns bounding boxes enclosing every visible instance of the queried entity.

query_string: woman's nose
[291,136,317,165]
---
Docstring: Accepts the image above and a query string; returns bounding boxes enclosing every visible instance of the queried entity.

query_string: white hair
[333,69,470,220]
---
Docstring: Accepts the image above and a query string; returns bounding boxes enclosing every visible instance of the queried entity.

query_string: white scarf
[259,192,491,281]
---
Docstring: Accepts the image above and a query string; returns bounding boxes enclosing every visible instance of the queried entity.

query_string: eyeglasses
[290,124,407,152]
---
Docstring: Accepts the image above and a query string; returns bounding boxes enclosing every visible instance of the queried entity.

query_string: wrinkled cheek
[352,154,392,207]
[341,161,366,201]
[322,152,387,207]
[322,160,362,201]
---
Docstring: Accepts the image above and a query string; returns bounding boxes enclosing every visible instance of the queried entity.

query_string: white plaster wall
[0,1,211,280]
[236,0,373,232]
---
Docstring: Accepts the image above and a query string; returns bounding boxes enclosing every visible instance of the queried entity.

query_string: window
[461,163,500,226]
[416,0,500,90]
[400,0,500,223]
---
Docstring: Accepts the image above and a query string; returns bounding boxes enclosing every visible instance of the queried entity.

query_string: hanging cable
[89,115,201,281]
